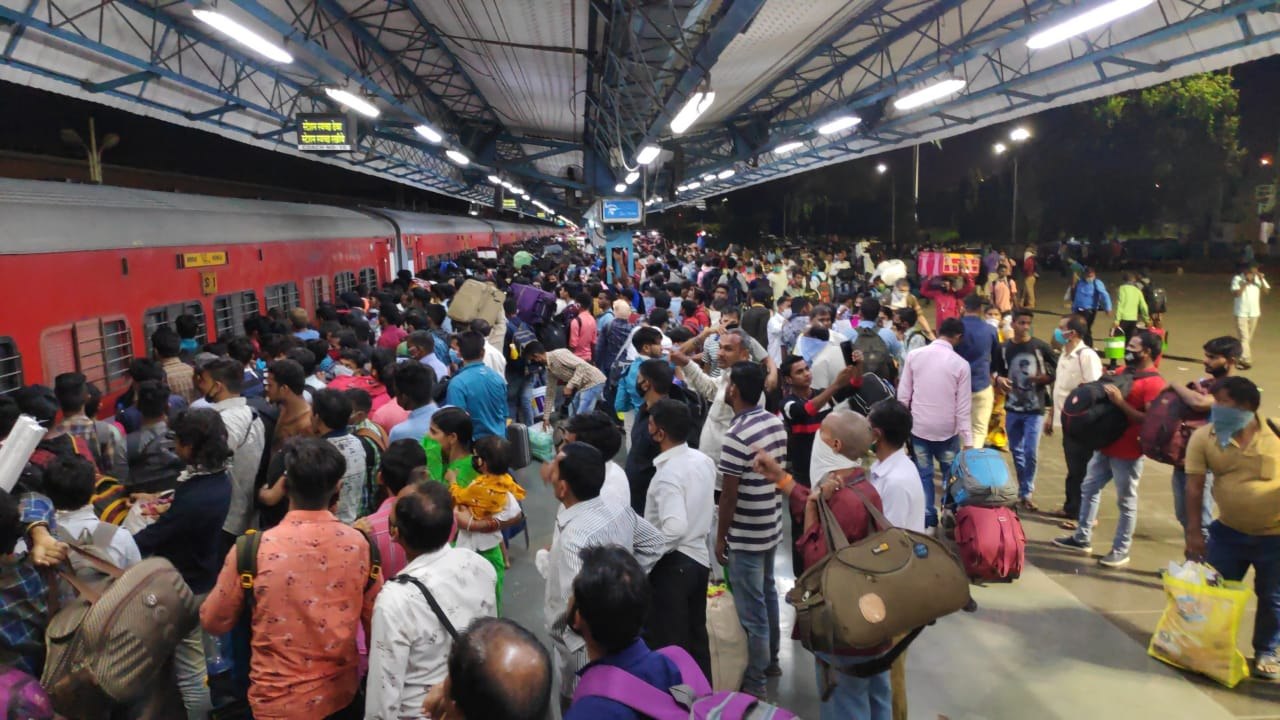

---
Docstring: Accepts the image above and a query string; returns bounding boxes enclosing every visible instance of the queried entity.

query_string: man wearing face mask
[887,279,933,339]
[1046,315,1103,528]
[1167,336,1241,541]
[921,274,975,330]
[1182,376,1280,682]
[1054,331,1166,568]
[767,296,792,365]
[195,357,266,548]
[537,442,664,708]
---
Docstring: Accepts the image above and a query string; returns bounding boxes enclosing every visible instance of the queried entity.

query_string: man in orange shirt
[201,437,383,719]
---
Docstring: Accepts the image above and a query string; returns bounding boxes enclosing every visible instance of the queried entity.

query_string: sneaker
[764,662,782,677]
[1052,535,1092,553]
[1098,551,1130,568]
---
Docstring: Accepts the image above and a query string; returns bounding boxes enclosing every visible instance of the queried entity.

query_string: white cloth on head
[809,434,859,488]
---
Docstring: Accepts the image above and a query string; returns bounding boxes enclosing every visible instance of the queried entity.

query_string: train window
[142,302,208,357]
[334,271,356,297]
[213,290,259,340]
[307,276,331,311]
[42,317,134,394]
[0,337,22,395]
[264,282,300,314]
[358,267,377,292]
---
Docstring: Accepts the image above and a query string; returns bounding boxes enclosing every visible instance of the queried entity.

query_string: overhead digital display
[296,113,353,151]
[601,198,642,224]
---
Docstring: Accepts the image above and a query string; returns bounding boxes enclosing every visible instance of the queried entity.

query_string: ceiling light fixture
[670,90,716,135]
[193,9,293,64]
[892,78,967,111]
[414,124,443,143]
[717,169,735,180]
[1027,0,1156,49]
[614,183,627,193]
[521,194,531,201]
[636,144,661,165]
[1010,127,1032,142]
[686,181,702,190]
[774,141,805,154]
[702,174,716,182]
[817,115,862,135]
[445,149,470,165]
[676,184,688,192]
[625,170,640,184]
[324,88,380,118]
[487,175,502,185]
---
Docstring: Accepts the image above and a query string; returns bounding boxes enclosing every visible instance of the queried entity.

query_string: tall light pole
[877,162,895,246]
[60,117,119,184]
[995,127,1031,247]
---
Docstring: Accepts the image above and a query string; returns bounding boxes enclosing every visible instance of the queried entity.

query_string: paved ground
[500,268,1279,719]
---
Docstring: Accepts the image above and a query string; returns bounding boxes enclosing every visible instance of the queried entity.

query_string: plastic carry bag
[705,584,748,692]
[529,427,555,463]
[1148,561,1251,687]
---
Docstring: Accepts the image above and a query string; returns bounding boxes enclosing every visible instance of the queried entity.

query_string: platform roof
[0,0,1277,218]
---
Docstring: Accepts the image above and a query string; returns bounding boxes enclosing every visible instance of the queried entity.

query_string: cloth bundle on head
[612,299,633,321]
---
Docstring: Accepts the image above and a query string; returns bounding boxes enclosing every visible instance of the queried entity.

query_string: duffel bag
[1060,371,1159,450]
[945,447,1016,508]
[447,279,505,325]
[1140,387,1207,466]
[954,505,1026,582]
[42,548,199,716]
[788,484,971,677]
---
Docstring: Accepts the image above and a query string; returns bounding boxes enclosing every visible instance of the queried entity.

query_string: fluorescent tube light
[625,171,639,184]
[1027,0,1156,49]
[717,169,735,180]
[414,124,443,143]
[445,149,469,165]
[817,115,861,135]
[636,144,661,165]
[670,91,716,134]
[774,141,804,154]
[193,9,293,64]
[892,78,966,111]
[324,88,379,118]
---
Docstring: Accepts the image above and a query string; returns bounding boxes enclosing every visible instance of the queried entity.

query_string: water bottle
[203,632,232,676]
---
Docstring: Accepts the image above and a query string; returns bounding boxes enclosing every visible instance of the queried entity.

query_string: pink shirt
[898,339,973,445]
[365,497,408,580]
[370,399,410,434]
[568,310,598,361]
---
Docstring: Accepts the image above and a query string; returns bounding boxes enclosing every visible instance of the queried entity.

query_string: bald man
[421,617,552,720]
[754,412,893,718]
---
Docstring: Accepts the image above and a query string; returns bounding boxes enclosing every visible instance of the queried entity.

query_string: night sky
[0,54,1276,212]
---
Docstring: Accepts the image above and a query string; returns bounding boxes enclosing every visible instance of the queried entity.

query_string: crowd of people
[0,232,1274,720]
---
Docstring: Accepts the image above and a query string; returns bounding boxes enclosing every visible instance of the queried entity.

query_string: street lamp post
[877,162,895,246]
[996,127,1031,246]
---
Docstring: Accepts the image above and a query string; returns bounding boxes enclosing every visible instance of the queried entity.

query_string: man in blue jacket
[1068,267,1112,346]
[954,294,1004,449]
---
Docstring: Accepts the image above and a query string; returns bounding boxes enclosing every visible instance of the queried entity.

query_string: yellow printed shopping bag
[1148,562,1251,688]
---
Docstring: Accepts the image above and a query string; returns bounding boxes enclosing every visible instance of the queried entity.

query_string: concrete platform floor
[499,269,1280,719]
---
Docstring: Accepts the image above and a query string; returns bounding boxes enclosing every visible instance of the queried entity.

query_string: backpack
[1060,371,1161,450]
[574,644,796,720]
[954,506,1025,582]
[354,427,386,518]
[700,268,723,298]
[66,435,130,526]
[125,426,184,494]
[849,327,897,384]
[41,549,198,715]
[812,272,832,304]
[839,372,896,416]
[721,271,744,307]
[1144,284,1168,314]
[1140,386,1208,466]
[944,448,1017,508]
[539,321,568,351]
[669,383,709,449]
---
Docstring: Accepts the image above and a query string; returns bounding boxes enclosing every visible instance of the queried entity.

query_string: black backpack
[849,327,897,384]
[1143,284,1168,314]
[1060,370,1159,449]
[539,321,568,351]
[669,383,709,449]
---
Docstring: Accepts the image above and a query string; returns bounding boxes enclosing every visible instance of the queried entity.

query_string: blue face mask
[1053,328,1067,345]
[1210,405,1254,448]
[449,349,463,366]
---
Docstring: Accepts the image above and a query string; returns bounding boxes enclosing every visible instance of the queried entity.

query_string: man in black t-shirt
[996,310,1058,511]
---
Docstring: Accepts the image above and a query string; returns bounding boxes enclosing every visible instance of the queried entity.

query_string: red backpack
[1140,386,1208,467]
[954,506,1025,582]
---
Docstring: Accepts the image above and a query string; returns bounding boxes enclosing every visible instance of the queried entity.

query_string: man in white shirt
[537,442,664,707]
[1046,314,1103,527]
[470,319,508,376]
[643,399,716,679]
[1231,263,1270,369]
[767,296,791,365]
[866,400,926,532]
[195,358,266,548]
[46,455,141,569]
[672,329,775,470]
[365,482,497,720]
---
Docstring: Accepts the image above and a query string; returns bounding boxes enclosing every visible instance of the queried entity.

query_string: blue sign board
[601,198,642,224]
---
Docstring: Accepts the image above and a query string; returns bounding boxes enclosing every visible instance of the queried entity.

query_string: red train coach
[0,179,542,402]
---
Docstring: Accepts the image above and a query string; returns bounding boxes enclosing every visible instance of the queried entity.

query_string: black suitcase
[507,422,533,469]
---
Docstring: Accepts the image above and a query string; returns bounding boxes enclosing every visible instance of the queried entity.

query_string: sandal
[1255,653,1280,682]
[1059,520,1078,530]
[1018,498,1040,513]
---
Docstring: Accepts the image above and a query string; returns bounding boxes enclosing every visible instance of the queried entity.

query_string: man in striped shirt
[715,361,787,699]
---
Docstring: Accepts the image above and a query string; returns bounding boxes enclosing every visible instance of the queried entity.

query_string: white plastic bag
[706,585,749,691]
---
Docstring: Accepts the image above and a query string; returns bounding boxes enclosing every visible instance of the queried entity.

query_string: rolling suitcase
[506,422,533,470]
[511,283,556,326]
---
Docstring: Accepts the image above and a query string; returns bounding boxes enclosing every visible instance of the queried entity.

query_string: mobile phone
[840,340,857,367]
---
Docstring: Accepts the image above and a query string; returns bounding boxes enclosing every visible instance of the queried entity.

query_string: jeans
[1170,467,1214,542]
[569,384,604,417]
[726,548,780,691]
[910,434,959,528]
[506,374,531,426]
[173,600,212,720]
[1207,521,1280,656]
[813,652,892,720]
[969,386,994,449]
[1074,452,1143,556]
[1005,411,1043,499]
[1061,432,1092,517]
[645,552,712,680]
